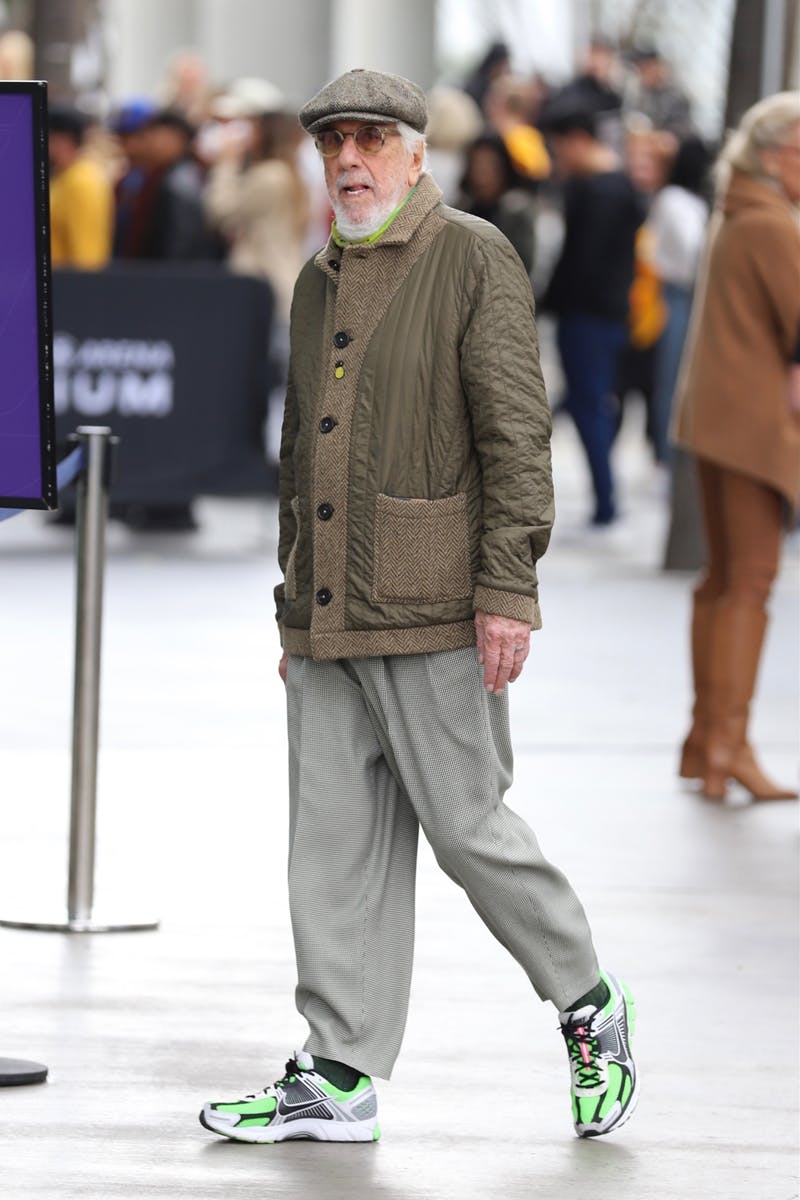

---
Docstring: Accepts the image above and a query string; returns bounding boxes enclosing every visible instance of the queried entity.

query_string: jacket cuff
[473,585,542,629]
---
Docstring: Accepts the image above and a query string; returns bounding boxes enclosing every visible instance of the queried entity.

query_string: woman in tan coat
[675,92,800,801]
[205,108,309,324]
[206,100,310,462]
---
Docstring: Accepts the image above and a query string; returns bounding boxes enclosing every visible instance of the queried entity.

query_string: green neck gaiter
[331,184,418,248]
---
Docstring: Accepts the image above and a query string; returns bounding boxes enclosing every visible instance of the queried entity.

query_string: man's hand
[474,610,531,694]
[279,652,289,684]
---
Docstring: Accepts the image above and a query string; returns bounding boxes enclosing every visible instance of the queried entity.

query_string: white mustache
[336,174,372,189]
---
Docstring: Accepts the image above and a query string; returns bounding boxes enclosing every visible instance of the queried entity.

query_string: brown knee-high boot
[678,594,716,779]
[703,601,797,801]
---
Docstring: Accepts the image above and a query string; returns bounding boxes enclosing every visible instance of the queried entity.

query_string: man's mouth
[338,179,372,198]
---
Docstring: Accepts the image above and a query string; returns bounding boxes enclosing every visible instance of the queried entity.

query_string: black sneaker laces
[244,1056,304,1100]
[561,1015,602,1089]
[273,1056,303,1088]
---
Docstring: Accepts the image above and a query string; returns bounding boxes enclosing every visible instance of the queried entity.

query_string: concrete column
[105,0,196,100]
[761,0,786,96]
[31,0,104,102]
[330,0,436,89]
[104,0,435,109]
[195,0,330,109]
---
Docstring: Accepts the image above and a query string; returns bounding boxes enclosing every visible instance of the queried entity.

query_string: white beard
[331,183,410,241]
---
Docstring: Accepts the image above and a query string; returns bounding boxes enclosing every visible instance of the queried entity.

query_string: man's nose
[337,132,363,168]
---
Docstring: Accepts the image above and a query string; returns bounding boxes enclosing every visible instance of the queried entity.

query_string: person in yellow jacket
[48,106,112,269]
[485,75,551,183]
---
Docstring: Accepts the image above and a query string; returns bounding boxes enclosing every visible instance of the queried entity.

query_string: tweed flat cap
[299,68,428,134]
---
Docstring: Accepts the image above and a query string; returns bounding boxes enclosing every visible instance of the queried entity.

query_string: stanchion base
[0,915,159,933]
[0,1058,48,1086]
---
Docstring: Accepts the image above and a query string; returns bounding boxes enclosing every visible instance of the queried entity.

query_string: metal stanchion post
[68,426,112,928]
[1,427,159,933]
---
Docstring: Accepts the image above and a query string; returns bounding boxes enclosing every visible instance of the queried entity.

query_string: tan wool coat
[675,170,800,512]
[205,158,306,322]
[275,173,554,661]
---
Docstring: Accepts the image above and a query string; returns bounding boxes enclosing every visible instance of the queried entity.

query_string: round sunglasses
[314,125,401,158]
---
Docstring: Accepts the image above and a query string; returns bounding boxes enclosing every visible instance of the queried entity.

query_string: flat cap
[299,68,428,134]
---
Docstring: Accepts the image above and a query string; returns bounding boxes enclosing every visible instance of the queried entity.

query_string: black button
[317,503,334,521]
[333,331,351,349]
[319,416,336,434]
[329,259,340,271]
[316,588,333,606]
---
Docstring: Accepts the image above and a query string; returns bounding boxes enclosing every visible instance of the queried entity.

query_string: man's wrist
[473,585,541,629]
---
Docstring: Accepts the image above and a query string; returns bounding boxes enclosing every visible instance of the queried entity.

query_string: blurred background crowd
[0,0,798,550]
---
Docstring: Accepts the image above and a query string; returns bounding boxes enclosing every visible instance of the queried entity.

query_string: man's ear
[407,140,425,186]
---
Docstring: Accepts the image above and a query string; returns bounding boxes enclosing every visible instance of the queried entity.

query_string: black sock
[568,978,610,1012]
[311,1055,363,1091]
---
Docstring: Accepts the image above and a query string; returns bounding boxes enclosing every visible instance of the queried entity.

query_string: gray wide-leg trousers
[286,647,600,1080]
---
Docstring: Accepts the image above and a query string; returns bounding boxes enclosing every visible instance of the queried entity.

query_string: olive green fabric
[275,173,554,661]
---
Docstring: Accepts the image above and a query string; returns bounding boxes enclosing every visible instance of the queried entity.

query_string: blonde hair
[0,29,34,79]
[718,91,800,179]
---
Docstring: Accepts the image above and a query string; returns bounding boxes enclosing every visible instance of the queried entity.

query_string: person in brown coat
[674,91,800,801]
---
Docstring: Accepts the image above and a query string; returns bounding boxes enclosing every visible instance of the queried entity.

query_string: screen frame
[0,80,56,510]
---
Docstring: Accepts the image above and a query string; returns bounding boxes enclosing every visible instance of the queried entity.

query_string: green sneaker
[199,1051,380,1143]
[559,970,639,1137]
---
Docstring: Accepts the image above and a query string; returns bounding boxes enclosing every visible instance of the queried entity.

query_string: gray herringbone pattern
[287,647,600,1078]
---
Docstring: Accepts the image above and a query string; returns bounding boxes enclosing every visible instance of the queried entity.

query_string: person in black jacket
[121,110,221,261]
[545,37,624,151]
[459,134,536,275]
[541,105,644,525]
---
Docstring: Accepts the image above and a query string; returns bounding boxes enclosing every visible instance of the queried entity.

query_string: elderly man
[200,69,638,1145]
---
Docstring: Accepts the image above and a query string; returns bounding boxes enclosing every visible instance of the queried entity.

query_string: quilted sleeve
[459,233,554,628]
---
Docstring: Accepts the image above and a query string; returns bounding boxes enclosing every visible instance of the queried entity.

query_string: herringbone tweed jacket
[275,172,554,661]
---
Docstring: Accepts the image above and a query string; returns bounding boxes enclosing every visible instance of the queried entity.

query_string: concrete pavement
[0,391,797,1199]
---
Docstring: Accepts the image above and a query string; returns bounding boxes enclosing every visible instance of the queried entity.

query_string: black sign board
[52,265,273,501]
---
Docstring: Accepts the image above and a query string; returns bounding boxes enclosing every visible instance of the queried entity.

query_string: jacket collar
[722,168,798,220]
[314,173,443,280]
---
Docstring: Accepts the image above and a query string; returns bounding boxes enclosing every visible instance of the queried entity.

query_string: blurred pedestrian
[624,120,672,196]
[463,40,510,113]
[459,134,536,274]
[648,135,712,464]
[674,92,800,801]
[48,105,113,269]
[484,75,551,186]
[200,66,638,1147]
[126,110,220,261]
[111,108,219,530]
[0,28,33,79]
[626,47,693,139]
[425,85,483,205]
[205,80,310,465]
[546,36,624,151]
[614,123,671,456]
[158,48,213,126]
[205,86,309,323]
[108,99,157,258]
[541,104,644,525]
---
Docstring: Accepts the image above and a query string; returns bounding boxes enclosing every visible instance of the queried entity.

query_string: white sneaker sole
[200,1107,379,1144]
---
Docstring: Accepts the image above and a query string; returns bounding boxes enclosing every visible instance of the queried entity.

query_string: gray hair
[718,91,800,181]
[397,120,428,167]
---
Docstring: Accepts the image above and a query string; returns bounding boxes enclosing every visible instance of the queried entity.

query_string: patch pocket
[372,492,472,604]
[284,496,301,601]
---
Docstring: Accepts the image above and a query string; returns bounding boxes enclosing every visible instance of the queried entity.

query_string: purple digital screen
[0,83,55,508]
